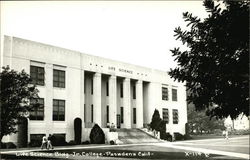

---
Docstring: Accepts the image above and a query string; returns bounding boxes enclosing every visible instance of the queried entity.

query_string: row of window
[162,108,179,124]
[31,66,176,102]
[30,98,65,121]
[30,98,178,125]
[30,66,65,88]
[83,105,137,124]
[162,87,178,101]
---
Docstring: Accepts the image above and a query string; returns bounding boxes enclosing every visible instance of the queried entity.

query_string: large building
[1,35,187,143]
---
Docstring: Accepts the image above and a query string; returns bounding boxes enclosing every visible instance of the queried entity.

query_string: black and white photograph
[0,1,249,160]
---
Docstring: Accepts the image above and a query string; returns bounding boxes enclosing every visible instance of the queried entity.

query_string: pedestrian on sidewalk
[41,135,47,150]
[47,134,54,150]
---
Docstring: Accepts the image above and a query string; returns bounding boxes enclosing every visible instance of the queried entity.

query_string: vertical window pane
[53,69,65,88]
[173,109,179,124]
[107,105,109,123]
[30,98,44,120]
[120,83,123,98]
[172,89,177,101]
[133,85,136,99]
[30,66,44,86]
[121,107,124,123]
[162,108,169,124]
[53,99,65,121]
[106,81,109,96]
[162,87,168,101]
[133,108,136,124]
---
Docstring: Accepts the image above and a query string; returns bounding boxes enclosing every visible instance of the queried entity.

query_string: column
[136,80,143,128]
[109,75,117,127]
[45,63,53,136]
[93,72,102,126]
[123,78,131,128]
[80,69,85,127]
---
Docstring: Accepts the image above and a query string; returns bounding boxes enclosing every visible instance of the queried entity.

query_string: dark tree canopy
[169,0,249,119]
[0,66,39,141]
[150,109,164,132]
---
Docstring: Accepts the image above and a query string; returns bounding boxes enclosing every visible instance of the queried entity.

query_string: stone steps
[116,128,160,144]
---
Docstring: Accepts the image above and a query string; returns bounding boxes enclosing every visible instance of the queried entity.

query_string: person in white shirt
[41,136,47,150]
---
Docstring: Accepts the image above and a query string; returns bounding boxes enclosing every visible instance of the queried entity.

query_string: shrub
[74,118,82,145]
[110,140,115,145]
[1,142,7,149]
[82,141,90,145]
[150,109,162,131]
[29,140,41,147]
[89,124,105,144]
[6,142,17,149]
[51,134,67,146]
[183,134,192,140]
[68,140,77,145]
[174,132,184,141]
[160,132,172,142]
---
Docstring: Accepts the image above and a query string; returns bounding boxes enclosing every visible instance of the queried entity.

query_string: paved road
[173,135,249,154]
[0,135,249,160]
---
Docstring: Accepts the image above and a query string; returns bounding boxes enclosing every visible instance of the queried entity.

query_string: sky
[1,1,208,71]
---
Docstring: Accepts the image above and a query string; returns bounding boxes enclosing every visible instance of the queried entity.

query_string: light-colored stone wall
[1,35,187,143]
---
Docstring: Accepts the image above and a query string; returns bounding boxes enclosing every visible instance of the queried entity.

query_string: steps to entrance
[116,128,161,144]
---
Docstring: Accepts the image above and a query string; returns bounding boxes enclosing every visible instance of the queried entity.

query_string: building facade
[1,36,187,143]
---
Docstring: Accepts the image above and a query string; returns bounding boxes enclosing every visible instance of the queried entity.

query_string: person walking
[47,134,54,150]
[41,135,47,150]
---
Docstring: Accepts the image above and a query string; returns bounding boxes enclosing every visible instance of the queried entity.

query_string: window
[91,79,93,95]
[172,89,177,101]
[107,105,109,123]
[30,134,45,144]
[133,108,136,124]
[91,104,93,123]
[173,109,179,124]
[162,87,168,101]
[133,85,136,99]
[30,66,45,86]
[30,98,44,120]
[106,81,109,96]
[121,107,124,123]
[53,99,65,121]
[120,83,123,98]
[53,69,65,88]
[162,108,169,124]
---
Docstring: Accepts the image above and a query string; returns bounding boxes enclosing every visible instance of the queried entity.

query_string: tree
[150,109,162,131]
[89,124,105,144]
[188,104,225,134]
[0,66,39,142]
[169,0,249,119]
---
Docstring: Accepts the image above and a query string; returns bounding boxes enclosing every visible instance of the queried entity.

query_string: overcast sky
[1,1,208,71]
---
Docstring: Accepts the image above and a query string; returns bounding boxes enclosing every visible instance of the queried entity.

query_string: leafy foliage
[188,104,225,134]
[169,0,249,119]
[150,109,162,131]
[89,124,105,144]
[0,66,39,141]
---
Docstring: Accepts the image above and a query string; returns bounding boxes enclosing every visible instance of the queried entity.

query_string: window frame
[30,65,45,86]
[53,99,65,121]
[172,89,178,101]
[162,87,169,101]
[29,98,44,120]
[53,69,65,88]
